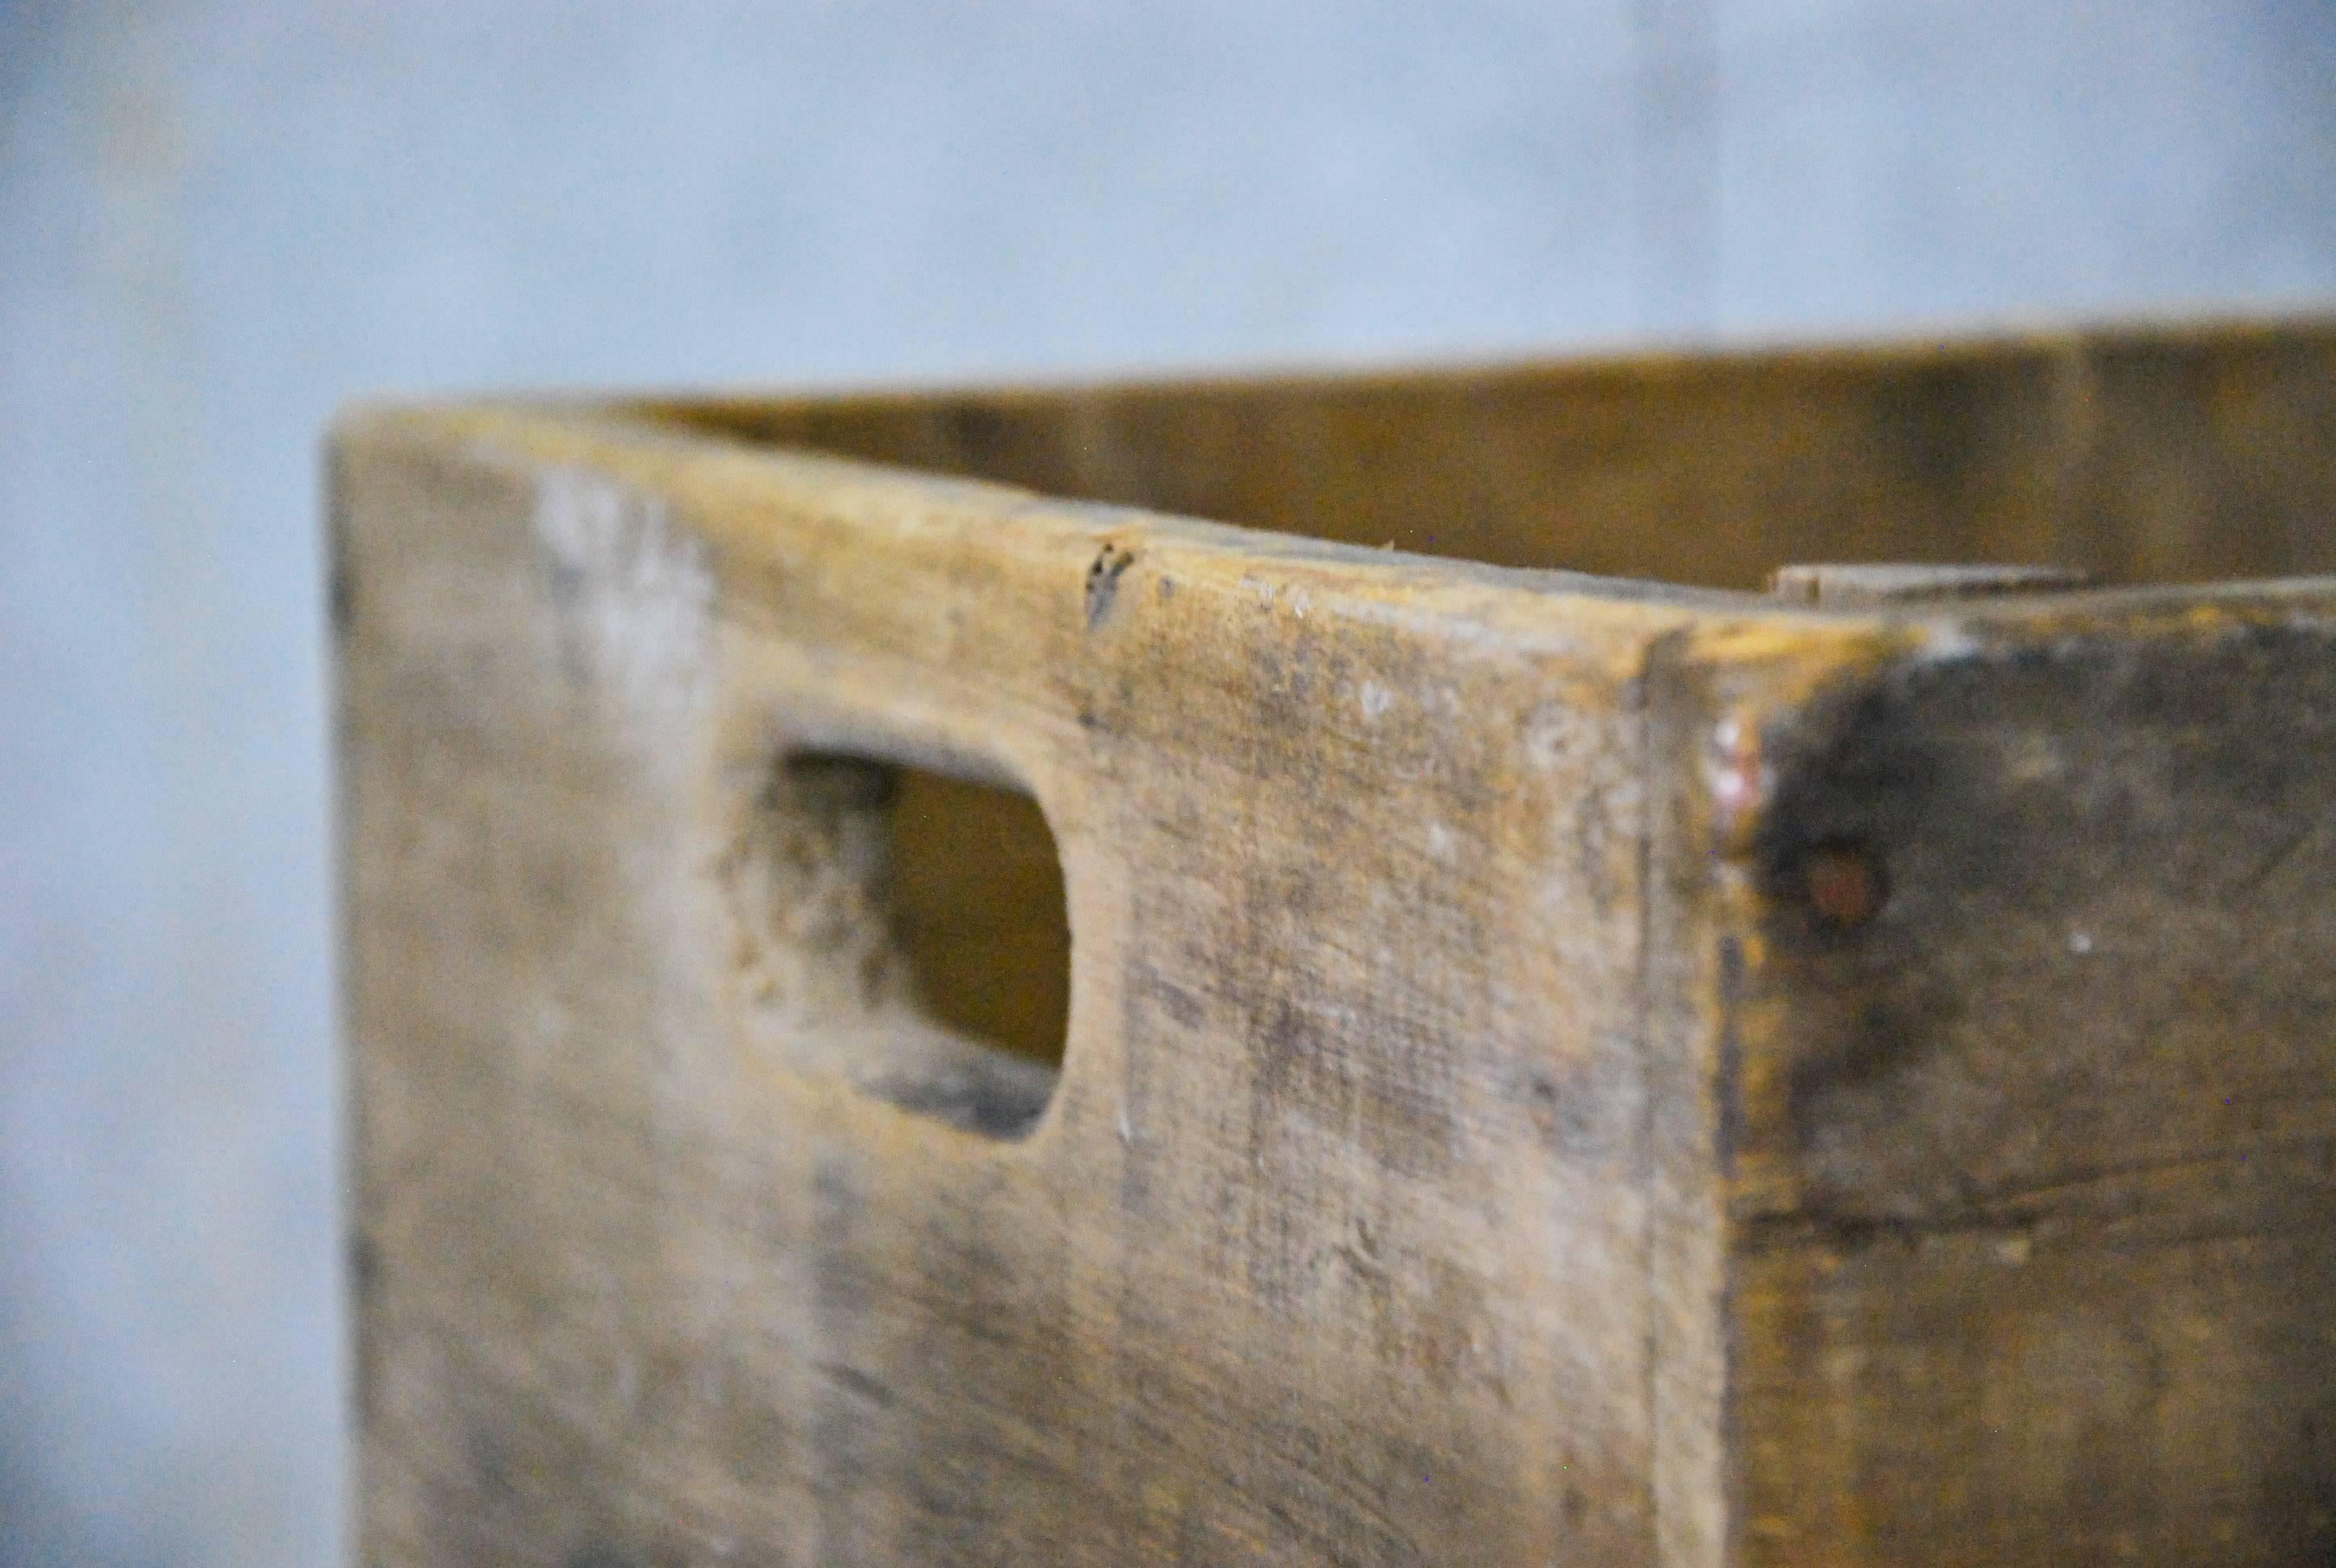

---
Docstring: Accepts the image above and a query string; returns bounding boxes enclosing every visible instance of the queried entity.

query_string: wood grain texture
[338,320,2336,1566]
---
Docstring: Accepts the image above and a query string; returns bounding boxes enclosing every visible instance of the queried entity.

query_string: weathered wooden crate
[336,321,2336,1566]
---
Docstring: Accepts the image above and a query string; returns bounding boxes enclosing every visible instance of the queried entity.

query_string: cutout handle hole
[726,749,1069,1139]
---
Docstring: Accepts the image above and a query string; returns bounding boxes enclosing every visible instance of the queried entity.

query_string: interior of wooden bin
[650,320,2336,591]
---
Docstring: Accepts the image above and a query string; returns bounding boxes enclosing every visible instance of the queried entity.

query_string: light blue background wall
[3,2,2332,1562]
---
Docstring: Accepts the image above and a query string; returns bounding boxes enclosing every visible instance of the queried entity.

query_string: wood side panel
[336,408,1715,1565]
[1697,596,2336,1564]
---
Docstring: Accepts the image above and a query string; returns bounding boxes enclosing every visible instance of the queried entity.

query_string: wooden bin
[336,320,2336,1566]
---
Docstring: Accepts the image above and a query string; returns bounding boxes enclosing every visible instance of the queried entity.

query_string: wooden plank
[1655,588,2336,1565]
[339,320,2336,1566]
[337,409,1704,1564]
